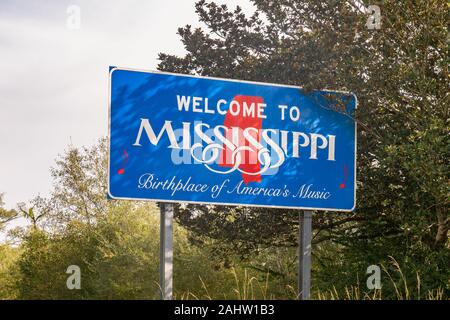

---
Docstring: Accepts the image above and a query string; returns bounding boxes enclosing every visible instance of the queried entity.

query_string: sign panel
[108,67,357,211]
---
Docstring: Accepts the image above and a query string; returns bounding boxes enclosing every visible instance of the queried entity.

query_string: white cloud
[0,0,254,209]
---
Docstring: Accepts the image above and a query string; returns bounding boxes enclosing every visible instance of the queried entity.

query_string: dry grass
[175,258,447,300]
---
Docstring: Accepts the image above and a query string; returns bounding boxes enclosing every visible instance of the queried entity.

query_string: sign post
[298,210,312,300]
[160,203,173,300]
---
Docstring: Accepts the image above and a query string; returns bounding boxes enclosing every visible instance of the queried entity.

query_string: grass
[313,256,446,300]
[175,258,447,300]
[176,268,275,300]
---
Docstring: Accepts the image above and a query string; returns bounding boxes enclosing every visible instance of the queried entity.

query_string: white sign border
[107,66,358,212]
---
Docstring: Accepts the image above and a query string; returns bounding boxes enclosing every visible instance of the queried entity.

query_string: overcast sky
[0,0,255,210]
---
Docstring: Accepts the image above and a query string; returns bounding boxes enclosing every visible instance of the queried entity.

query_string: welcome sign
[108,67,357,211]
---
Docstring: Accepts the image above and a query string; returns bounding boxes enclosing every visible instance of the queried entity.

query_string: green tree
[49,138,109,227]
[158,0,449,296]
[16,202,161,299]
[0,193,17,233]
[0,194,20,299]
[0,244,20,299]
[12,141,279,299]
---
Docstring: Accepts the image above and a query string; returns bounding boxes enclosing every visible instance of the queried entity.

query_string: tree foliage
[0,194,17,232]
[158,0,449,294]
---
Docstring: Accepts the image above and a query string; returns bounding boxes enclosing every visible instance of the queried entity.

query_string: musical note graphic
[340,165,349,189]
[117,149,129,175]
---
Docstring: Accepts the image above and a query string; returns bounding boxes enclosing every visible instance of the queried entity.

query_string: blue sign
[108,67,357,211]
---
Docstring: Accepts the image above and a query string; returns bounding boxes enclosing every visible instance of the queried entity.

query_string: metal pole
[160,203,173,300]
[298,210,312,300]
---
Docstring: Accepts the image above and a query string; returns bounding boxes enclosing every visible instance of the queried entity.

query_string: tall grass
[175,258,447,300]
[176,268,275,300]
[315,256,446,300]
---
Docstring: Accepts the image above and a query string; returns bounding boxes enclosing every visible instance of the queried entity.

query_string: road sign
[108,67,357,211]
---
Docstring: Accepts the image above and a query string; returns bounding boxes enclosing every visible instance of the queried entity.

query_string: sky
[0,0,255,210]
